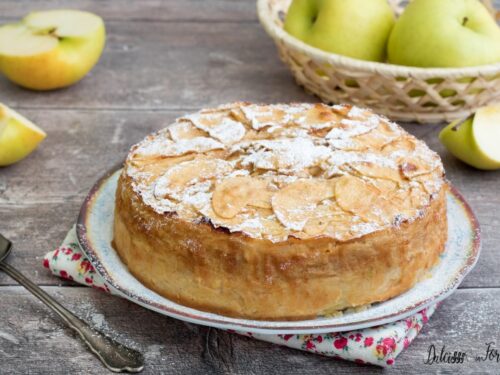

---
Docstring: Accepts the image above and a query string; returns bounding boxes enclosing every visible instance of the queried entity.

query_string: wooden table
[1,1,499,373]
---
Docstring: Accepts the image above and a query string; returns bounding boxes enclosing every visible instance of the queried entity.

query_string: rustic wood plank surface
[0,0,499,373]
[1,287,500,374]
[0,21,311,111]
[0,0,258,22]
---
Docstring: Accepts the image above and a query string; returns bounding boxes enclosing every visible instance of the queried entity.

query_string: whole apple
[0,10,106,90]
[284,0,395,62]
[388,0,500,67]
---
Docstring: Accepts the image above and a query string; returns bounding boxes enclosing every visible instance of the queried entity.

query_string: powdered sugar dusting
[124,102,445,242]
[274,204,315,231]
[184,113,246,144]
[238,137,331,173]
[134,135,223,158]
[326,117,379,140]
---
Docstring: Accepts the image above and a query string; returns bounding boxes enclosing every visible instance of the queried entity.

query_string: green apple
[388,0,500,67]
[0,9,105,90]
[284,0,395,62]
[0,103,47,166]
[439,105,500,170]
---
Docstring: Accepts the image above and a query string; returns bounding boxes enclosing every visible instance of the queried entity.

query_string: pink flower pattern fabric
[43,226,436,368]
[43,227,110,294]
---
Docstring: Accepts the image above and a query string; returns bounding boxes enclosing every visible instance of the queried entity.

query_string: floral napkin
[43,226,436,368]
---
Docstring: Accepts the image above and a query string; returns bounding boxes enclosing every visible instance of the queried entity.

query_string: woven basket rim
[257,0,500,79]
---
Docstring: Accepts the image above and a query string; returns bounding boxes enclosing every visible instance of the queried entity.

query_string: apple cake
[113,102,447,320]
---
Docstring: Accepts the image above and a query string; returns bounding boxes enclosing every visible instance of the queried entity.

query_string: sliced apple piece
[212,176,273,219]
[0,9,105,90]
[472,105,500,168]
[0,103,47,166]
[271,179,336,231]
[439,107,500,170]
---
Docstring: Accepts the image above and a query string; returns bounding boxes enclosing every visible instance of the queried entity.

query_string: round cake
[113,102,447,320]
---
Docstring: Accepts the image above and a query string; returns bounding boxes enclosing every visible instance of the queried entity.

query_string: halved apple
[0,103,47,166]
[0,9,105,90]
[439,105,500,170]
[472,105,500,168]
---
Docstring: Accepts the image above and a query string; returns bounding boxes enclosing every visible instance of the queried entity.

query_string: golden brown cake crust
[114,175,447,320]
[113,102,448,320]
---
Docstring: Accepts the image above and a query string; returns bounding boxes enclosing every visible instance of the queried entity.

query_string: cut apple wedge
[472,105,500,167]
[439,105,500,170]
[0,103,47,166]
[0,9,105,90]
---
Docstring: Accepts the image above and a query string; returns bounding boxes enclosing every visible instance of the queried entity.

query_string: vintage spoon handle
[0,261,144,373]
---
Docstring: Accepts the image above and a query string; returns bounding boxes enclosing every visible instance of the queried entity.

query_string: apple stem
[462,16,469,26]
[451,115,473,132]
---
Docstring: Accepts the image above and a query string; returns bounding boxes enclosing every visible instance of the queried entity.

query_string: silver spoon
[0,232,144,373]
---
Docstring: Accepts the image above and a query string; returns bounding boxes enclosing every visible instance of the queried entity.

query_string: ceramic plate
[77,168,481,334]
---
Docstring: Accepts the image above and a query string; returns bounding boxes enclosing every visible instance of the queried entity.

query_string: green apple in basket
[439,104,500,170]
[388,0,500,67]
[284,0,395,62]
[0,9,105,90]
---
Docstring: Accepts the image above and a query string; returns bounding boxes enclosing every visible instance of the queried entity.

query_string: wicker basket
[257,0,500,123]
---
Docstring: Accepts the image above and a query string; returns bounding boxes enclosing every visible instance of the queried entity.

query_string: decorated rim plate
[77,167,481,334]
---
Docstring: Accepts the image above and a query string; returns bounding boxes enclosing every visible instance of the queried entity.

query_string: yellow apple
[0,9,106,90]
[439,105,500,170]
[388,0,500,67]
[284,0,395,62]
[0,103,47,166]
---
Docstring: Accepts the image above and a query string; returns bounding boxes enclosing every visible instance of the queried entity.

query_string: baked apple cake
[113,102,447,320]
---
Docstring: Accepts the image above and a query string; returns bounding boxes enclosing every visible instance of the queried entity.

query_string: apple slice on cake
[0,9,105,90]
